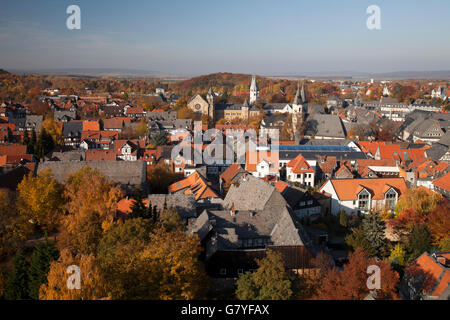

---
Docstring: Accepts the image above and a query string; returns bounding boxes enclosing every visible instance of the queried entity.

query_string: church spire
[293,82,301,105]
[300,81,307,103]
[249,75,258,104]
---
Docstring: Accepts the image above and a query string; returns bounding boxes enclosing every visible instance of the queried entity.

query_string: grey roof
[25,115,43,131]
[9,117,26,129]
[147,194,196,220]
[48,150,85,161]
[54,110,76,122]
[62,121,83,138]
[37,161,146,185]
[438,132,450,147]
[260,114,286,128]
[303,139,354,146]
[223,175,287,211]
[425,143,449,162]
[305,114,346,138]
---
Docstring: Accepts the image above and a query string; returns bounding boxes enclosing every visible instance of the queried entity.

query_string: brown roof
[220,163,244,183]
[85,149,116,161]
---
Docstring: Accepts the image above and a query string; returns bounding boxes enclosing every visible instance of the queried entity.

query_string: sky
[0,0,449,75]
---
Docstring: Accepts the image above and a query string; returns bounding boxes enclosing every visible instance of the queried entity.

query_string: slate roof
[62,121,83,138]
[223,175,286,211]
[147,194,196,220]
[305,114,346,138]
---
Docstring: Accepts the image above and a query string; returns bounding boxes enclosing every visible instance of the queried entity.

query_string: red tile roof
[85,149,116,161]
[82,120,100,131]
[286,154,314,174]
[433,172,450,192]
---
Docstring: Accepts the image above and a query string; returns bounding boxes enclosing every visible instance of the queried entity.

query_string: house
[25,115,43,132]
[124,106,145,119]
[113,139,146,161]
[319,177,408,215]
[432,172,450,199]
[426,133,450,163]
[103,117,130,132]
[79,131,119,150]
[219,163,247,189]
[168,170,222,206]
[304,114,346,140]
[62,121,83,147]
[400,252,450,300]
[317,155,337,180]
[54,110,77,122]
[285,154,315,186]
[85,149,116,161]
[82,120,100,132]
[147,194,196,223]
[188,175,315,278]
[245,151,279,178]
[274,181,321,219]
[355,159,399,178]
[334,162,354,179]
[259,114,286,138]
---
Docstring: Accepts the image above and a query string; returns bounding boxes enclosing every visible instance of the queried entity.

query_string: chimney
[243,173,247,181]
[230,203,236,216]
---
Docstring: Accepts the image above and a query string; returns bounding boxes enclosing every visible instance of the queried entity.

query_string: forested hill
[0,69,10,74]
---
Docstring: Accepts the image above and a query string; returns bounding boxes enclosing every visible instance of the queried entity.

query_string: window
[237,269,244,275]
[358,190,370,210]
[385,189,397,209]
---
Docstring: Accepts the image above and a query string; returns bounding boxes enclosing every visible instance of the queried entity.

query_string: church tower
[292,81,307,114]
[207,87,215,122]
[249,75,258,104]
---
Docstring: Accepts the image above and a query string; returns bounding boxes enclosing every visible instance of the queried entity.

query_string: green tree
[407,225,432,260]
[345,226,377,257]
[4,250,29,300]
[130,188,150,219]
[27,237,60,299]
[34,128,55,159]
[361,212,386,256]
[236,250,293,300]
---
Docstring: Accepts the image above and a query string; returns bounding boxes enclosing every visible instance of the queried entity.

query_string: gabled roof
[220,163,245,184]
[286,154,314,174]
[410,252,450,298]
[168,170,220,201]
[433,172,450,192]
[245,151,279,173]
[323,177,407,201]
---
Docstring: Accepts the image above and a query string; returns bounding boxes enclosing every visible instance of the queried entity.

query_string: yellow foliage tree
[59,166,123,255]
[39,249,109,300]
[394,188,441,217]
[41,118,64,146]
[140,227,209,299]
[17,169,65,233]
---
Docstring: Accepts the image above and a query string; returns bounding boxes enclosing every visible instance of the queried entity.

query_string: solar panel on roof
[272,145,352,152]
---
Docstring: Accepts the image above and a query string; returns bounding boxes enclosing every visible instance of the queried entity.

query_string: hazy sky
[0,0,449,75]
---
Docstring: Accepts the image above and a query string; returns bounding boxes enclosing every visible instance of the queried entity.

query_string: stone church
[187,75,308,124]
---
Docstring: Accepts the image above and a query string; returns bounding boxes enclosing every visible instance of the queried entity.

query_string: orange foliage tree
[313,249,399,300]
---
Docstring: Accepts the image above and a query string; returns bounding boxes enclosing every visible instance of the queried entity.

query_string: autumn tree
[59,166,123,255]
[394,188,441,217]
[136,118,149,138]
[427,199,450,249]
[147,163,183,193]
[159,208,184,232]
[39,249,109,300]
[27,238,60,299]
[17,169,65,233]
[177,106,196,119]
[313,249,399,300]
[236,250,293,300]
[0,189,33,260]
[345,226,377,257]
[41,118,64,146]
[149,131,168,147]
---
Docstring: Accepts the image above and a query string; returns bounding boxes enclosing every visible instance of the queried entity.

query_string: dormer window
[385,188,397,209]
[358,189,370,211]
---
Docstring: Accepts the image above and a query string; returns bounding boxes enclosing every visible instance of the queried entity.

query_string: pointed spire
[250,75,258,91]
[208,87,214,96]
[293,82,301,105]
[243,99,249,107]
[301,81,307,103]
